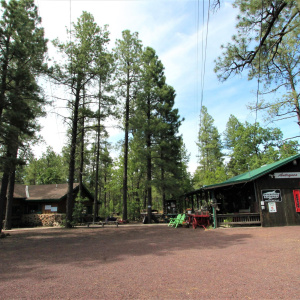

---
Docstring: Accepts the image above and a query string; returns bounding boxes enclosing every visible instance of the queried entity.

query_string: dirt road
[1,225,299,299]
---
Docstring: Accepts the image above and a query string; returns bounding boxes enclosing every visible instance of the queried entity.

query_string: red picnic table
[187,214,210,229]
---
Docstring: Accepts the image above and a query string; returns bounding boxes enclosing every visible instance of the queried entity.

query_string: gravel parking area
[1,225,299,299]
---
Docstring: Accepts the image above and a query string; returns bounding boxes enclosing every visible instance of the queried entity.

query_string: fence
[217,213,261,227]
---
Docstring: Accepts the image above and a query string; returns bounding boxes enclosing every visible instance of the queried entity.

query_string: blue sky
[34,0,300,173]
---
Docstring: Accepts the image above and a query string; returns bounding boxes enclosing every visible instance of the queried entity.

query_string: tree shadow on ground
[0,226,252,282]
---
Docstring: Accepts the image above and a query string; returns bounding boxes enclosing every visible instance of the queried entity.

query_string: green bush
[223,217,233,227]
[72,197,88,225]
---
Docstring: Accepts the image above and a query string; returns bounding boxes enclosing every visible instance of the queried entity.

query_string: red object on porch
[293,190,300,213]
[187,214,210,229]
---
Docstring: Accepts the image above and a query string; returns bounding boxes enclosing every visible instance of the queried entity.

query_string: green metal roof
[203,153,300,190]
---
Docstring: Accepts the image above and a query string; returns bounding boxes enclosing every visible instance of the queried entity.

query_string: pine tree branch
[283,135,300,140]
[237,2,288,70]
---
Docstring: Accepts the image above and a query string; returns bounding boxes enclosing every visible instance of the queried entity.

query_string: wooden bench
[87,221,118,228]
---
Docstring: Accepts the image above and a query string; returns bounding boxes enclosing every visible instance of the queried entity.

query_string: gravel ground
[0,224,299,299]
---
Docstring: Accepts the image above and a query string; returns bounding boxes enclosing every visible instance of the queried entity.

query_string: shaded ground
[1,225,299,299]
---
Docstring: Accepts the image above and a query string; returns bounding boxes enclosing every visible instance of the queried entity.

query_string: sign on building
[268,202,277,213]
[261,189,282,202]
[274,172,300,179]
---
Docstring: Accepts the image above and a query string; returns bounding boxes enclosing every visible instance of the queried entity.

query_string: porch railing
[217,213,261,227]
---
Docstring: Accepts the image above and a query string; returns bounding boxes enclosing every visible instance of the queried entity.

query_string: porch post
[254,181,263,226]
[211,190,217,229]
[191,194,194,212]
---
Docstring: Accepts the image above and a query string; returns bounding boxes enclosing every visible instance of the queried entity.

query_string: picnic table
[186,214,210,229]
[87,220,118,228]
[140,211,162,223]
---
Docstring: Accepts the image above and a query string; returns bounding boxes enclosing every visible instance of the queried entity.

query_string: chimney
[25,185,30,198]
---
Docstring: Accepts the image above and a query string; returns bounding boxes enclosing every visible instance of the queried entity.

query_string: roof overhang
[188,153,300,193]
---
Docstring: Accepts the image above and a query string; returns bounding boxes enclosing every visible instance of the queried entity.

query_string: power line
[198,0,211,129]
[200,0,210,119]
[196,0,211,164]
[253,0,264,158]
[196,0,200,121]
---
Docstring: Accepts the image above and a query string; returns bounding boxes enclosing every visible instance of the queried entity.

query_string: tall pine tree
[194,106,225,187]
[113,30,143,221]
[52,12,110,227]
[0,0,48,233]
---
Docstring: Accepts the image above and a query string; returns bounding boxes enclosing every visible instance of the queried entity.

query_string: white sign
[268,202,277,213]
[45,205,51,210]
[261,190,282,202]
[274,172,300,179]
[51,207,58,212]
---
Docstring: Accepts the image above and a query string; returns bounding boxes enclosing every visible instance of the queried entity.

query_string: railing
[217,213,261,227]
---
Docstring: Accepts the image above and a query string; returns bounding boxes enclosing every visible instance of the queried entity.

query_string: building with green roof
[185,154,300,227]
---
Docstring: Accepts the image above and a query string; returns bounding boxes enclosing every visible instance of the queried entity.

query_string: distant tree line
[194,106,299,188]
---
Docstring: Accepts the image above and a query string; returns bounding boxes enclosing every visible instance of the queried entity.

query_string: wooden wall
[255,160,300,227]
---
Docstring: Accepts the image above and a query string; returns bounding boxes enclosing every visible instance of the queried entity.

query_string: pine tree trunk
[4,138,18,230]
[0,135,18,233]
[146,150,152,224]
[0,37,10,123]
[79,89,85,197]
[0,172,9,234]
[104,172,107,208]
[4,165,16,230]
[79,127,84,196]
[146,96,152,224]
[122,70,130,221]
[143,191,147,209]
[93,141,99,222]
[161,163,166,214]
[66,81,81,228]
[93,85,101,223]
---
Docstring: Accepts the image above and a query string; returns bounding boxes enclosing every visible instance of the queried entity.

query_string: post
[211,190,217,229]
[213,206,217,229]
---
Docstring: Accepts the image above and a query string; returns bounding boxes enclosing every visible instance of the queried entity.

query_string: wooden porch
[216,213,261,227]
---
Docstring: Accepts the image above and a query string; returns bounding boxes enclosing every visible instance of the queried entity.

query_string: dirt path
[1,225,299,299]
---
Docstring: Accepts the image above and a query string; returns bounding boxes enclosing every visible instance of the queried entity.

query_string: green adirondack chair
[173,213,186,228]
[168,214,181,227]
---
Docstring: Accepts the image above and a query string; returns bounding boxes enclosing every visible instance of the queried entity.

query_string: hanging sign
[293,190,300,213]
[268,202,277,213]
[274,172,300,179]
[261,190,282,202]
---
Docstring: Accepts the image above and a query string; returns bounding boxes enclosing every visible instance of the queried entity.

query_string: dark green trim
[184,154,300,197]
[203,153,300,190]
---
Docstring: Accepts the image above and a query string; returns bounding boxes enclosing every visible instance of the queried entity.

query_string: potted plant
[186,208,192,214]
